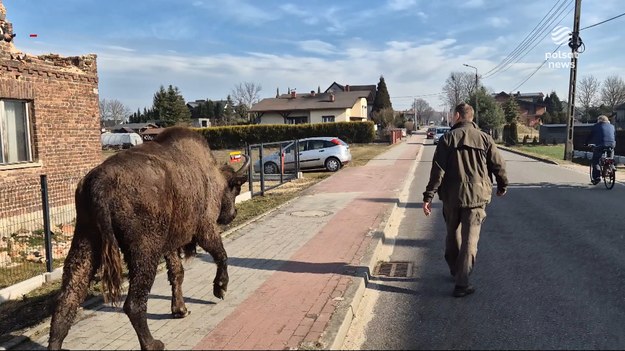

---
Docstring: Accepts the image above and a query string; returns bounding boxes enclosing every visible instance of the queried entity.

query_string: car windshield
[437,128,449,134]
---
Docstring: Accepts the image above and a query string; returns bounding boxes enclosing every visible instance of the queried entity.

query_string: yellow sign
[229,151,242,163]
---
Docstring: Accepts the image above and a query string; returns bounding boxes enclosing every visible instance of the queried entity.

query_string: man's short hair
[597,115,609,123]
[455,102,474,120]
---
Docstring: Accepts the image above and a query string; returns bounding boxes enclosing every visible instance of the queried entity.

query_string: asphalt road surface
[343,141,625,350]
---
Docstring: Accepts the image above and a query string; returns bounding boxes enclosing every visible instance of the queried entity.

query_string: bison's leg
[164,251,189,318]
[197,234,228,299]
[48,234,98,350]
[123,255,164,351]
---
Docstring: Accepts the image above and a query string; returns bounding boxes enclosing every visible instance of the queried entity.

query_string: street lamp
[463,63,479,127]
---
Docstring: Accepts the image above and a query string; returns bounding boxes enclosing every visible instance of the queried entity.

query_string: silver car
[254,137,352,173]
[433,127,451,144]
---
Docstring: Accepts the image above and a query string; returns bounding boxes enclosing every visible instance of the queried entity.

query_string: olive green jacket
[422,121,508,208]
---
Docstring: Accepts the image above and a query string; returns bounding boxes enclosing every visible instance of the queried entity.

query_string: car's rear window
[437,128,450,133]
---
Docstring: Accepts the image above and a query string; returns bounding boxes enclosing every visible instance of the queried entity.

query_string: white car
[254,137,352,173]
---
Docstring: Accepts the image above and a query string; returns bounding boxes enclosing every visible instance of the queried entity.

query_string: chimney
[329,94,335,102]
[291,91,297,98]
[345,84,350,92]
[310,90,316,96]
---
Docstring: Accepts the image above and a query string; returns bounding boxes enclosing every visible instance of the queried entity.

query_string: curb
[497,145,559,165]
[321,138,424,350]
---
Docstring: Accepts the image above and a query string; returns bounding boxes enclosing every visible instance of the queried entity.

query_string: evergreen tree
[503,96,520,123]
[467,87,505,131]
[152,85,191,125]
[224,95,235,125]
[373,75,392,113]
[546,91,566,123]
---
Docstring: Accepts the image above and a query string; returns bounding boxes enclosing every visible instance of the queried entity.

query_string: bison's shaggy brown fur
[48,127,249,350]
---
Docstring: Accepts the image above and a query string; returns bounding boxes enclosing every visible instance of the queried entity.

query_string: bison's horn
[235,154,250,175]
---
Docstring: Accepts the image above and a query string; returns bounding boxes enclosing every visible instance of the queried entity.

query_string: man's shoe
[453,285,475,298]
[591,178,601,185]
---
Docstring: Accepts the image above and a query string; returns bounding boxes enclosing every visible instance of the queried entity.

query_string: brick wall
[0,2,101,221]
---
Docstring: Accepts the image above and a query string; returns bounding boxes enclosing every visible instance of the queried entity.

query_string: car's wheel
[263,162,279,174]
[325,157,342,172]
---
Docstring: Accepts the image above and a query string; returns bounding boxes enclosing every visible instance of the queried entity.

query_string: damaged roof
[250,91,370,112]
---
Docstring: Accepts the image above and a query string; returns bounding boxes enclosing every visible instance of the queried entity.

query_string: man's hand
[423,201,432,216]
[496,188,507,196]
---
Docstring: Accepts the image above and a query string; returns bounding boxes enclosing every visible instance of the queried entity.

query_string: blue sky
[4,0,624,113]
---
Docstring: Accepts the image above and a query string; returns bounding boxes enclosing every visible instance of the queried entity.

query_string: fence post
[246,143,253,195]
[40,174,53,273]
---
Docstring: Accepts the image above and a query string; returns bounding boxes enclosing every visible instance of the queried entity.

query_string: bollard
[40,174,53,273]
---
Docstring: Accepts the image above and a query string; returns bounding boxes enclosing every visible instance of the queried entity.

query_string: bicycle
[588,144,616,190]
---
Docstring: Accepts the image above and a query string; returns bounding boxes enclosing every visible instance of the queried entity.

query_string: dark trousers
[442,204,487,287]
[591,146,613,180]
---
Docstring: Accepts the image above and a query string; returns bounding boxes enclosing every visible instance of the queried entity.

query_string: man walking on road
[422,102,508,298]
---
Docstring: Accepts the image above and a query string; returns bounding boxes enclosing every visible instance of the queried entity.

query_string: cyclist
[586,115,616,185]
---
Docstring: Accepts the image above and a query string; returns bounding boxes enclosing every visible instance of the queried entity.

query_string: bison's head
[217,154,250,225]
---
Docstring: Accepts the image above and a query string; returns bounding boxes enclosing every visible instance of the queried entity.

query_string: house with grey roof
[325,82,376,118]
[250,90,370,125]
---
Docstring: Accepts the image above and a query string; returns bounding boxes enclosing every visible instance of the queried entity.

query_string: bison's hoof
[145,339,165,350]
[172,310,191,319]
[213,286,227,299]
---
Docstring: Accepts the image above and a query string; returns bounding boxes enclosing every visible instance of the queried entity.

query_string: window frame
[322,115,335,123]
[0,99,34,165]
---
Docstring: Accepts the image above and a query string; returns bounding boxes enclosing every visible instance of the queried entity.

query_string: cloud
[487,17,510,28]
[461,0,485,8]
[99,45,136,52]
[195,0,278,25]
[388,0,418,11]
[297,40,336,55]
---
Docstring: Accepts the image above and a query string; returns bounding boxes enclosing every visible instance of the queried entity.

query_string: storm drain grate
[372,261,413,278]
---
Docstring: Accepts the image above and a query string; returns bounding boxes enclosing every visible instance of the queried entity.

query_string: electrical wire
[482,0,573,79]
[481,0,572,78]
[509,43,564,92]
[580,11,625,30]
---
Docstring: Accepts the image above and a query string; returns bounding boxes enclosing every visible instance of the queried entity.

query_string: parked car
[254,137,352,173]
[433,127,451,144]
[426,127,437,139]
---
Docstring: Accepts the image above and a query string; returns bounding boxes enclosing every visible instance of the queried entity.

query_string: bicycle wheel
[604,166,615,190]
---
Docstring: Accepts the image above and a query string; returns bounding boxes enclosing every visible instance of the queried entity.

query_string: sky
[3,0,624,114]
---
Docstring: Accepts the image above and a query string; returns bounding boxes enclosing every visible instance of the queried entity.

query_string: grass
[512,144,565,162]
[1,141,393,341]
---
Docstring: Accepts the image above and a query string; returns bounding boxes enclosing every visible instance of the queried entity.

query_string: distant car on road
[426,127,437,139]
[433,127,451,144]
[254,137,352,173]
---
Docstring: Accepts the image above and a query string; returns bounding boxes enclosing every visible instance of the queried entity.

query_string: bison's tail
[95,204,124,306]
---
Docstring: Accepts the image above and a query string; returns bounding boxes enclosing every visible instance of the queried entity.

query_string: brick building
[0,0,101,225]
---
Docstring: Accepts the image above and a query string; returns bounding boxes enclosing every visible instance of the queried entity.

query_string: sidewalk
[9,133,425,351]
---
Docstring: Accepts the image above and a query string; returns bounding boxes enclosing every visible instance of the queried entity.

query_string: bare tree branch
[600,75,625,111]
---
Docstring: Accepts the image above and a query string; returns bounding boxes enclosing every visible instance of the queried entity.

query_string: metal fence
[0,174,80,289]
[246,140,301,197]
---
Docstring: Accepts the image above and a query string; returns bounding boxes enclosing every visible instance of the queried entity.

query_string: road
[343,141,625,350]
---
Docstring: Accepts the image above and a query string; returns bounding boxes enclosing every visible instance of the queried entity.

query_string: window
[322,115,335,123]
[0,100,33,164]
[285,116,307,125]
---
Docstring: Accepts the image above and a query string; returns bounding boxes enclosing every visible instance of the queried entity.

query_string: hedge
[195,121,376,149]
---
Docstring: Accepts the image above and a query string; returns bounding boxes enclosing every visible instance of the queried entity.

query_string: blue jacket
[587,122,616,148]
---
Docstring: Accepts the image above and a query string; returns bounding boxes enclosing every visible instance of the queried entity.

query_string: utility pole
[564,0,582,161]
[463,63,479,127]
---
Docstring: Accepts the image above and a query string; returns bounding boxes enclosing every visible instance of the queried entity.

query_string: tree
[231,82,262,123]
[372,107,396,129]
[467,87,504,131]
[99,98,131,126]
[545,91,566,124]
[223,95,236,125]
[600,75,625,111]
[152,85,191,126]
[413,98,435,126]
[502,96,520,124]
[577,75,600,122]
[442,71,478,110]
[372,75,392,113]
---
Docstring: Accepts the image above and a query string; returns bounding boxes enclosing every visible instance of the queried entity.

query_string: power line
[482,0,571,78]
[492,3,573,76]
[580,11,625,30]
[509,43,564,92]
[482,0,572,79]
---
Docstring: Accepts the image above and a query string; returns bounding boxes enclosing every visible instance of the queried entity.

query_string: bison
[48,127,250,350]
